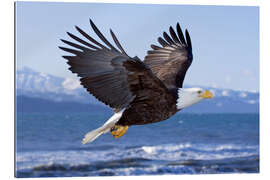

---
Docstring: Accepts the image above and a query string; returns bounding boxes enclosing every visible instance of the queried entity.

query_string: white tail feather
[81,109,125,144]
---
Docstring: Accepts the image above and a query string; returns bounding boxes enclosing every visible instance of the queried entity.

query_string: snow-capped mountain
[16,67,102,105]
[16,67,259,113]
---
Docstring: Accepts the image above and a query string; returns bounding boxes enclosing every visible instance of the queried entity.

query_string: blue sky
[16,2,259,91]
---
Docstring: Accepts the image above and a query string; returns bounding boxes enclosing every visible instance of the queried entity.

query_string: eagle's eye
[198,90,202,94]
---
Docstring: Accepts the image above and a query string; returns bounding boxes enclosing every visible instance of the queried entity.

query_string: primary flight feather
[59,19,213,144]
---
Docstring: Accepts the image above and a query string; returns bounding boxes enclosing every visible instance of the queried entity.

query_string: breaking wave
[16,143,259,177]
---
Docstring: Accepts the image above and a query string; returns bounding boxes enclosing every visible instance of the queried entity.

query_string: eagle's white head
[176,88,213,109]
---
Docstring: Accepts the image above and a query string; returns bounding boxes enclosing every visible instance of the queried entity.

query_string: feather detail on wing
[144,23,193,89]
[59,19,169,112]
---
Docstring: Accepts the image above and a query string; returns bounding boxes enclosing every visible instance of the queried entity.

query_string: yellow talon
[111,125,129,139]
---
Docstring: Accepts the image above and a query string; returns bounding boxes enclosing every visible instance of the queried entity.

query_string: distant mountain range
[16,67,259,113]
[16,67,103,105]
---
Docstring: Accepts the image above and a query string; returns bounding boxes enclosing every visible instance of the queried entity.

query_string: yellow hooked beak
[200,90,214,99]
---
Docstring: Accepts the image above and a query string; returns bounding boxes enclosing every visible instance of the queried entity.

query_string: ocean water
[16,112,259,177]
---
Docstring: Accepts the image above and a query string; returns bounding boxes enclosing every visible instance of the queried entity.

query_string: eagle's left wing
[59,20,172,113]
[144,23,193,90]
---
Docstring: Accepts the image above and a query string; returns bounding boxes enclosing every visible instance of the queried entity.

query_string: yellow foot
[111,125,129,139]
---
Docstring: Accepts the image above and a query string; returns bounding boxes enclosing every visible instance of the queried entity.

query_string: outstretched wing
[59,20,169,112]
[144,23,193,89]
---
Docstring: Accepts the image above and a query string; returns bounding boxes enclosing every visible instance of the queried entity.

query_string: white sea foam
[137,143,258,161]
[16,143,258,171]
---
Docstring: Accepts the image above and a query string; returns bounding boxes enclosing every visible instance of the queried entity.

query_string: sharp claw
[110,125,129,138]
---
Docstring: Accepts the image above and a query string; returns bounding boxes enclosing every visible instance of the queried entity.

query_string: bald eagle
[59,20,213,144]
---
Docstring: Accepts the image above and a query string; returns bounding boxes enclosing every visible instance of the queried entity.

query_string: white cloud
[239,92,247,98]
[62,78,81,90]
[39,72,48,78]
[222,90,229,96]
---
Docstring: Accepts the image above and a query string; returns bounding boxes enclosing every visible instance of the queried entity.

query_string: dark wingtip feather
[75,24,106,49]
[58,46,82,55]
[67,30,99,50]
[89,19,94,26]
[60,39,88,51]
[89,19,97,32]
[151,44,162,50]
[185,29,192,50]
[176,23,186,45]
[62,55,73,61]
[66,31,73,37]
[66,31,78,41]
[58,46,65,50]
[89,19,99,33]
[60,39,71,45]
[89,19,98,34]
[89,19,118,51]
[158,37,169,47]
[169,26,180,44]
[110,28,128,56]
[74,25,81,32]
[59,46,69,52]
[163,31,174,45]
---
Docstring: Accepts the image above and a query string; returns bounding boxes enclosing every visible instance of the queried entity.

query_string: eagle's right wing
[144,23,193,90]
[59,20,169,112]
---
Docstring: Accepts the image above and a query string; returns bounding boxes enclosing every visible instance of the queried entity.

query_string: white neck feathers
[176,88,203,110]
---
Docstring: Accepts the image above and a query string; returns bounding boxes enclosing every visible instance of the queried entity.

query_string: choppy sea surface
[16,112,259,177]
